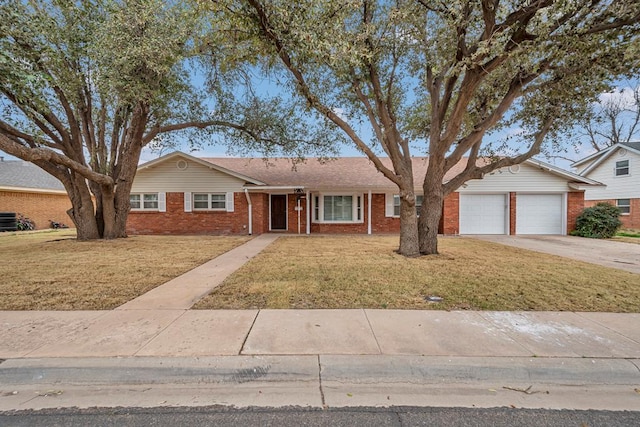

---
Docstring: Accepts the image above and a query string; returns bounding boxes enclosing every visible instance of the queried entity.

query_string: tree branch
[245,0,401,186]
[0,133,114,187]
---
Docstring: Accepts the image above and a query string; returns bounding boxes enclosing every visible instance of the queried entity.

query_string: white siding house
[572,141,640,228]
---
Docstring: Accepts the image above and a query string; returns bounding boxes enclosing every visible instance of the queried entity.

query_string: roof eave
[0,185,67,194]
[525,158,600,185]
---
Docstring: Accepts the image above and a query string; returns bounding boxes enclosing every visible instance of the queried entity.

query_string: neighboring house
[128,151,600,236]
[572,141,640,229]
[0,157,71,229]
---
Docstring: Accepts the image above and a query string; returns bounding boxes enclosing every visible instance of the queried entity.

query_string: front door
[271,194,287,230]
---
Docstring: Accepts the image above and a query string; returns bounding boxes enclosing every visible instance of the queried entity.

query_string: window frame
[130,193,159,211]
[617,198,631,215]
[312,193,364,224]
[393,194,424,217]
[615,160,630,177]
[192,193,227,211]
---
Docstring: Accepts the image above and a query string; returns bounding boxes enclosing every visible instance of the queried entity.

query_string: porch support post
[306,191,311,235]
[367,190,372,235]
[244,189,252,235]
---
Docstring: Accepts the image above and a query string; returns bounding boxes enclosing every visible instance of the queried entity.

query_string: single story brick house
[0,158,72,230]
[127,151,601,236]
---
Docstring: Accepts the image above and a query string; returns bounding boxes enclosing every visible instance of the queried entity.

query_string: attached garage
[516,194,564,234]
[459,194,508,234]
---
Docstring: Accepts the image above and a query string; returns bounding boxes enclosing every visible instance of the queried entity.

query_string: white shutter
[184,192,192,212]
[385,193,395,217]
[226,192,235,212]
[158,192,166,212]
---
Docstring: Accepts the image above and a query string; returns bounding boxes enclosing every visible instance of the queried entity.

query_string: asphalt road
[1,406,639,427]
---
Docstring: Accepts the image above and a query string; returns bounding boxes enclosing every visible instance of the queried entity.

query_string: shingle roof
[0,160,64,191]
[620,141,640,152]
[202,157,437,190]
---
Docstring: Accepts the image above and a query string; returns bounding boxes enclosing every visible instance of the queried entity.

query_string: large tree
[0,0,336,240]
[210,0,640,256]
[579,83,640,152]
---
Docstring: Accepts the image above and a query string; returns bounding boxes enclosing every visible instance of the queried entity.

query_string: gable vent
[618,148,628,156]
[508,164,521,174]
[176,160,188,170]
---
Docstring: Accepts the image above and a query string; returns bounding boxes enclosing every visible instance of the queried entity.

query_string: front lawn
[194,236,640,312]
[0,230,250,310]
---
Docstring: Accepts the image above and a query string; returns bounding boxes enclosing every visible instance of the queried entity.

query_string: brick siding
[566,192,585,233]
[126,190,587,236]
[0,190,72,230]
[585,198,640,229]
[127,192,251,235]
[441,192,459,235]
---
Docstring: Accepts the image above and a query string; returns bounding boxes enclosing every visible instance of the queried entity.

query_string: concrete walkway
[468,235,640,274]
[1,234,640,411]
[117,233,281,310]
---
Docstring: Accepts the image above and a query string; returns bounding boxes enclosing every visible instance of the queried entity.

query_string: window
[615,160,629,176]
[617,199,631,215]
[393,195,424,216]
[192,193,226,210]
[312,193,363,223]
[130,193,158,210]
[324,195,353,221]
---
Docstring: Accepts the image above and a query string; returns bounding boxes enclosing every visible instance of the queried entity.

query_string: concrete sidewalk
[2,309,639,359]
[1,309,640,411]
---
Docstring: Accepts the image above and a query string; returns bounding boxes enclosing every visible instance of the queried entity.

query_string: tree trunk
[418,165,446,255]
[418,187,444,255]
[65,174,100,240]
[397,187,420,257]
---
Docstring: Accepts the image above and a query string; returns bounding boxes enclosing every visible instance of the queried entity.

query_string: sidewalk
[1,234,639,411]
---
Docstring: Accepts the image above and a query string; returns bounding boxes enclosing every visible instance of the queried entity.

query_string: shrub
[571,202,622,239]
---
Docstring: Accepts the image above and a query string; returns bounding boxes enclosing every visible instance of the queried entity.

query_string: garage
[516,194,564,234]
[459,194,507,234]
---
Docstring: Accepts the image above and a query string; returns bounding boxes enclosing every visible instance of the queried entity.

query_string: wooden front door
[270,194,287,230]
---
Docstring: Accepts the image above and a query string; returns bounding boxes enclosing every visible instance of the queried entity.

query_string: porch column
[306,191,311,235]
[367,190,372,235]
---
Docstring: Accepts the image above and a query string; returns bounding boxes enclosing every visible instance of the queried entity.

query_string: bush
[571,202,622,239]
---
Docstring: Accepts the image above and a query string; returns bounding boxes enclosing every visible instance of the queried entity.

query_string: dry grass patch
[195,235,640,312]
[0,230,249,310]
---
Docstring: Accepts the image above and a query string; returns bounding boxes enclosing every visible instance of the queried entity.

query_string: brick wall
[251,193,269,234]
[307,193,402,234]
[441,192,459,235]
[287,194,309,234]
[127,192,251,235]
[509,192,517,235]
[0,190,72,230]
[309,193,369,234]
[585,198,640,229]
[566,192,585,233]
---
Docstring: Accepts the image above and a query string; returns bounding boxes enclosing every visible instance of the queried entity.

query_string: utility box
[0,212,17,232]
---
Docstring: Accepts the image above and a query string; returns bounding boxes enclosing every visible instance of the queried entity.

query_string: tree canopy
[0,0,338,239]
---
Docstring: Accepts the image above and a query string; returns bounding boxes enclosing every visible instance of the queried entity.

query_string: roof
[202,155,598,190]
[0,159,65,191]
[572,141,640,175]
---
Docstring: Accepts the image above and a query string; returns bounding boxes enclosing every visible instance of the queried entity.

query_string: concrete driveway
[467,235,640,274]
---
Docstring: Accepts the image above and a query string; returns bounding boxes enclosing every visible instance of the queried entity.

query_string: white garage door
[459,194,507,234]
[516,194,563,234]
